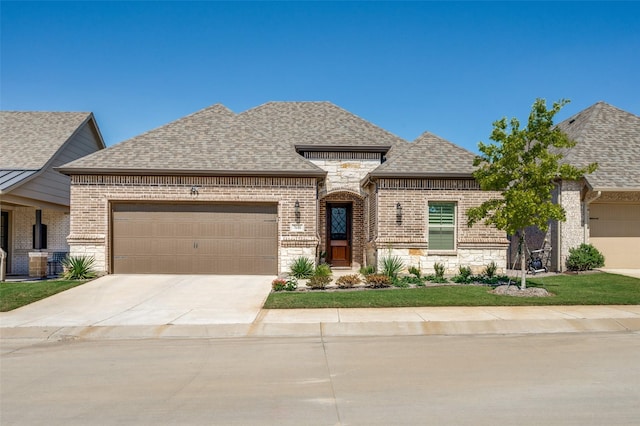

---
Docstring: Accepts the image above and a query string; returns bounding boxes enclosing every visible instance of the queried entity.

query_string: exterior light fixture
[190,186,199,196]
[396,202,403,224]
[294,200,301,223]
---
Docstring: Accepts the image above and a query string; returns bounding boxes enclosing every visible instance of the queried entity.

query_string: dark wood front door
[327,203,351,267]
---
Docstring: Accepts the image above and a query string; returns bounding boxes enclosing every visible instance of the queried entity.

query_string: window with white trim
[428,202,456,250]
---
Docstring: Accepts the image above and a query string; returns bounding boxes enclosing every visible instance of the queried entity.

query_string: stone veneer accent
[68,175,319,274]
[367,179,508,274]
[309,157,381,195]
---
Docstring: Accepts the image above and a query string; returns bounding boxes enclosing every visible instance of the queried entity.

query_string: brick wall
[371,179,508,274]
[69,175,319,274]
[6,206,69,275]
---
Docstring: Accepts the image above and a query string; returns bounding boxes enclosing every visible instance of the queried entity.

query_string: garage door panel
[112,203,278,274]
[589,203,640,268]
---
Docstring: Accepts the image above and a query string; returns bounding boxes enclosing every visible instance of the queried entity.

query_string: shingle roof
[557,102,640,190]
[369,131,476,178]
[60,104,326,176]
[236,102,408,155]
[0,111,92,169]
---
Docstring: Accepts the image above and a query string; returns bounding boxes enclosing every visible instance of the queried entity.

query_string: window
[428,202,455,250]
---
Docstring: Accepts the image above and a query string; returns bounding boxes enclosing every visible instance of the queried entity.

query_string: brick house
[549,102,640,270]
[0,112,105,276]
[58,102,508,275]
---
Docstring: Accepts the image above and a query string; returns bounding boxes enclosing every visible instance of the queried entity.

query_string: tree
[467,99,597,289]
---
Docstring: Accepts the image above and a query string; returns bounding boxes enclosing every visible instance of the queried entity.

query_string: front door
[1,211,9,274]
[327,203,351,267]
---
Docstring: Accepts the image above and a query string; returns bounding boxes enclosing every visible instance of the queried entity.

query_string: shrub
[391,277,410,288]
[289,257,315,279]
[335,274,361,288]
[433,262,446,279]
[314,263,332,278]
[359,265,376,276]
[272,278,287,292]
[61,256,97,280]
[380,255,404,278]
[284,277,298,291]
[566,244,605,271]
[408,265,422,279]
[366,274,391,288]
[452,265,473,284]
[401,275,425,285]
[483,261,498,278]
[307,275,332,289]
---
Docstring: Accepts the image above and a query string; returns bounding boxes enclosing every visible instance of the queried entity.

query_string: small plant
[314,263,332,277]
[483,261,498,278]
[408,265,422,279]
[289,256,315,279]
[380,255,404,278]
[272,278,287,292]
[452,265,473,284]
[365,274,391,288]
[61,256,97,280]
[284,277,298,291]
[433,262,446,280]
[401,275,425,285]
[307,275,332,289]
[359,265,376,276]
[391,277,410,288]
[335,274,361,288]
[566,243,605,271]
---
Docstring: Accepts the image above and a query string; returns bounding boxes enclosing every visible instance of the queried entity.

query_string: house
[0,112,105,276]
[548,102,640,270]
[58,102,508,275]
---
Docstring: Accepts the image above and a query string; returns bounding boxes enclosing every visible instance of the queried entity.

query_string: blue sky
[2,1,639,152]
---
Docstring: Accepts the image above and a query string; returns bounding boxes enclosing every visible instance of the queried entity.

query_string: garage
[589,203,640,268]
[111,203,278,274]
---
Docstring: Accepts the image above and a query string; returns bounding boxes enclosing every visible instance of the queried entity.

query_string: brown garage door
[112,203,278,274]
[589,203,640,268]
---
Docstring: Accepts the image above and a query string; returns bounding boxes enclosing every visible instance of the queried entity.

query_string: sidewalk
[2,305,639,342]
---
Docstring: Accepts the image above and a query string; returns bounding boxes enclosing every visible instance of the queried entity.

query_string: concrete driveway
[0,275,273,327]
[600,269,640,279]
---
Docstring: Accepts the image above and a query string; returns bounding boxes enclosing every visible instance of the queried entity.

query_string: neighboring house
[548,102,640,270]
[0,112,105,276]
[58,102,508,276]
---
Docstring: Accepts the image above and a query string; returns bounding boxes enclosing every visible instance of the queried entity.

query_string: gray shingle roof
[236,102,408,155]
[370,131,476,178]
[557,102,640,190]
[0,111,92,169]
[60,104,326,176]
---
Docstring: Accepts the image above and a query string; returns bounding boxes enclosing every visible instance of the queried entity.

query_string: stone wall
[380,247,507,275]
[558,180,585,271]
[310,157,380,194]
[68,175,319,274]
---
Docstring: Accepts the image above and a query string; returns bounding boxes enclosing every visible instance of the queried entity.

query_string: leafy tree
[467,99,597,289]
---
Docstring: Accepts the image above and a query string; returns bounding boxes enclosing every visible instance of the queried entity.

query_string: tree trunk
[520,230,527,290]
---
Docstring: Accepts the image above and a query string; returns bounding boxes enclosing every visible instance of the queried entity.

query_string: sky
[1,1,639,153]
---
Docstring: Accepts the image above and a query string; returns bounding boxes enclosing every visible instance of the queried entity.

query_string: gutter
[55,167,328,178]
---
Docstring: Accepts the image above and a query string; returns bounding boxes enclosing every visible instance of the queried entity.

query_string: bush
[366,274,391,288]
[408,265,422,278]
[307,275,332,289]
[284,277,298,291]
[433,262,446,280]
[359,265,376,276]
[314,263,332,278]
[61,256,97,280]
[335,274,361,288]
[272,278,287,292]
[452,265,473,284]
[289,257,315,279]
[380,255,404,278]
[483,261,498,278]
[566,244,605,271]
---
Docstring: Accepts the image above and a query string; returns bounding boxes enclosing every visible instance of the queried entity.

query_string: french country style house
[57,102,508,276]
[0,112,105,276]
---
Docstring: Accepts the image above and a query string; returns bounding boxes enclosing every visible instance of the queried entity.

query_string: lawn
[264,273,640,309]
[0,279,88,312]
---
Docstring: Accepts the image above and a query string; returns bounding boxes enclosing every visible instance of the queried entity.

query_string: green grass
[0,279,89,312]
[264,273,640,309]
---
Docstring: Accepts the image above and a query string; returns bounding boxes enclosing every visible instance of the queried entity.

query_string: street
[2,332,639,425]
